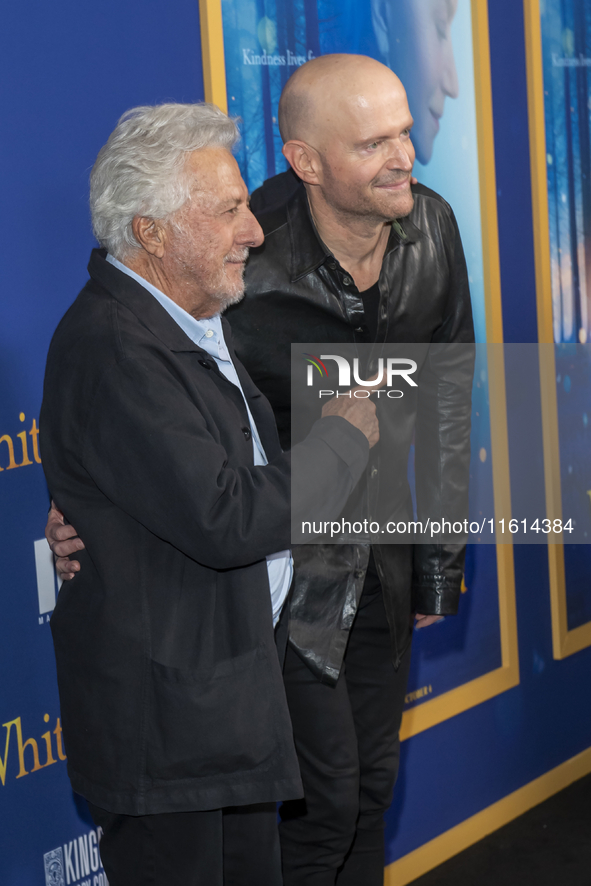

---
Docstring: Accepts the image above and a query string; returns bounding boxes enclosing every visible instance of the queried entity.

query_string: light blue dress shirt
[106,254,293,625]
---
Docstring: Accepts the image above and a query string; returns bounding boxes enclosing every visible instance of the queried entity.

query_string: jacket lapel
[89,249,283,460]
[88,249,209,355]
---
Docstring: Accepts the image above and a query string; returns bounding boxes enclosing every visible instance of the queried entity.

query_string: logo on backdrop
[0,711,67,785]
[34,538,61,623]
[44,828,108,886]
[0,412,42,472]
[44,848,66,886]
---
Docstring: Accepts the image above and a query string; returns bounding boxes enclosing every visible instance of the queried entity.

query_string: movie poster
[221,0,507,723]
[540,0,591,632]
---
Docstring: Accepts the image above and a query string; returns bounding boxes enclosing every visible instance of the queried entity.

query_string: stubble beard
[370,173,415,220]
[322,167,414,227]
[214,248,249,312]
[170,223,248,313]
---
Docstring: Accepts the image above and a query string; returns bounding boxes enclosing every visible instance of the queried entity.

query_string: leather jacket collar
[286,184,424,284]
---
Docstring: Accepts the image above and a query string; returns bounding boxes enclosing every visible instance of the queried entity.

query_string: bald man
[228,54,474,885]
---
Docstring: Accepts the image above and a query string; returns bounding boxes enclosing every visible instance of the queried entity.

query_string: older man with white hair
[40,103,378,886]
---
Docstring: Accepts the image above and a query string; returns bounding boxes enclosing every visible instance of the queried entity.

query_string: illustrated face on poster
[372,0,459,165]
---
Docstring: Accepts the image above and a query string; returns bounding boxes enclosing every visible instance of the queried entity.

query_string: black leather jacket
[228,175,475,683]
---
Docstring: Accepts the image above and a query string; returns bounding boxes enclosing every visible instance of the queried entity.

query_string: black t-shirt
[359,284,384,595]
[359,282,380,342]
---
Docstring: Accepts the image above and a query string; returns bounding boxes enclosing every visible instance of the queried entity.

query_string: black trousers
[87,801,282,886]
[88,563,410,886]
[279,560,412,886]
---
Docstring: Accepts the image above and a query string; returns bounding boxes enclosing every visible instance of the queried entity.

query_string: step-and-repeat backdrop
[1,0,590,883]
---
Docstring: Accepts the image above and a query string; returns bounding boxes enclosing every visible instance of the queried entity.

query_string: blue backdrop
[0,2,204,883]
[1,1,590,883]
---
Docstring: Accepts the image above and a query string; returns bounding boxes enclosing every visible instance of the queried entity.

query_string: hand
[411,176,418,185]
[414,613,444,630]
[322,391,379,448]
[46,500,84,581]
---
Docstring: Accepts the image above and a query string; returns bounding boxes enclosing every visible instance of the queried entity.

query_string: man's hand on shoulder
[46,500,84,581]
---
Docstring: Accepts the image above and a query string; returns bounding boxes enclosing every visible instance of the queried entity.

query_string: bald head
[278,54,407,146]
[279,53,415,225]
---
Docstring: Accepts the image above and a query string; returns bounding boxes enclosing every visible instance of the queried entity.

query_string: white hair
[90,103,239,259]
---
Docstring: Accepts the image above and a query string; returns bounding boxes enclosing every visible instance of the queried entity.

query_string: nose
[238,208,264,248]
[386,139,414,172]
[442,43,459,99]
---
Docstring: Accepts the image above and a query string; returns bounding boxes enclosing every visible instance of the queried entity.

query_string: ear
[371,0,389,60]
[131,216,167,258]
[282,140,322,186]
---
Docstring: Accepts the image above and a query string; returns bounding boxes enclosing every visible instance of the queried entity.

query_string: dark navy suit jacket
[40,249,369,814]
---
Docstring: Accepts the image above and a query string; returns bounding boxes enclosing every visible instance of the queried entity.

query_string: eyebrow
[355,122,414,147]
[217,194,244,211]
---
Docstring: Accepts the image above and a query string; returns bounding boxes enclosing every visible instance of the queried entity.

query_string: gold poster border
[400,0,518,741]
[199,0,228,113]
[199,0,519,742]
[523,0,591,659]
[385,744,591,886]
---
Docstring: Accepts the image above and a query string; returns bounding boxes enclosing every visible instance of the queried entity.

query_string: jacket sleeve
[79,355,368,570]
[412,206,475,615]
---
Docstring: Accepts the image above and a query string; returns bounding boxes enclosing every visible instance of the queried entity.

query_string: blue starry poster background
[222,0,502,712]
[541,0,591,630]
[2,2,591,882]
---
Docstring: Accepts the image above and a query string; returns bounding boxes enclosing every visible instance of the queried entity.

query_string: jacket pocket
[146,646,277,782]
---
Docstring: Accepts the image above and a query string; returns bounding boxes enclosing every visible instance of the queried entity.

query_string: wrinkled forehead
[184,147,248,202]
[327,83,412,143]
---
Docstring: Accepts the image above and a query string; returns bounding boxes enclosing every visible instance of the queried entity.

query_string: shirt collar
[106,254,230,362]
